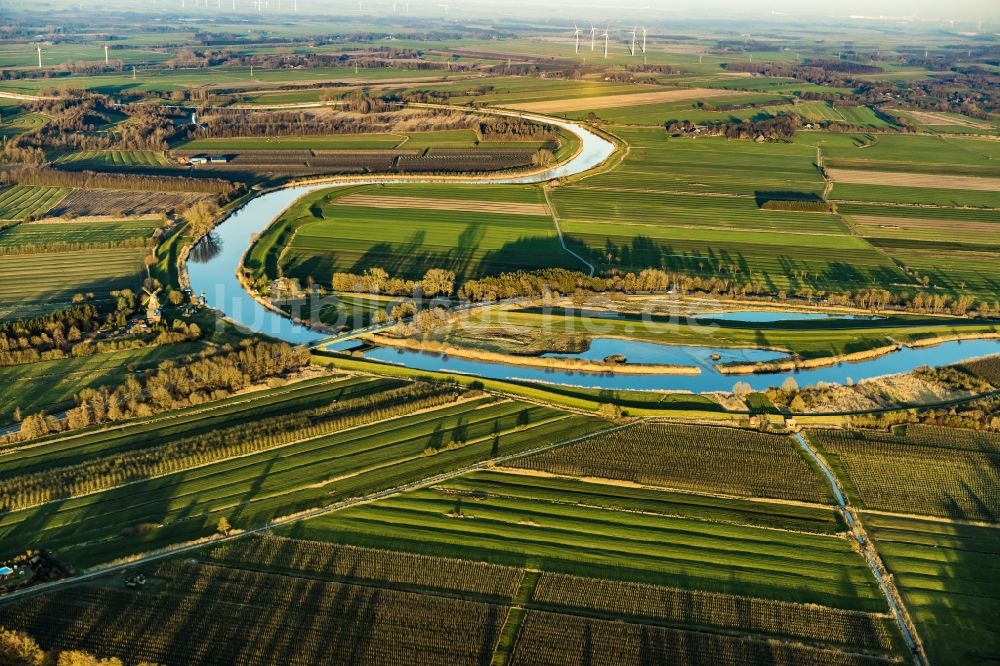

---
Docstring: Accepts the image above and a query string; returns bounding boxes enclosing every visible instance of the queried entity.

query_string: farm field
[277,184,584,286]
[809,425,1000,521]
[55,149,174,169]
[565,99,883,128]
[0,384,607,568]
[509,422,832,503]
[0,525,901,665]
[0,246,146,318]
[0,185,69,220]
[504,87,756,113]
[0,341,207,423]
[281,470,885,609]
[867,514,1000,666]
[0,559,511,666]
[0,218,160,251]
[48,189,208,217]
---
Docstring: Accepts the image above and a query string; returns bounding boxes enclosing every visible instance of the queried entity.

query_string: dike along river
[187,112,1000,393]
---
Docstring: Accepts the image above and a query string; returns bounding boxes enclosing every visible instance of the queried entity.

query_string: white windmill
[142,286,163,324]
[630,28,636,56]
[590,24,596,52]
[641,27,647,55]
[603,28,609,59]
[573,23,581,55]
[36,45,42,69]
[104,44,109,64]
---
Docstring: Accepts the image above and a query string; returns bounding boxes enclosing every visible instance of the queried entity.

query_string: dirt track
[507,88,749,113]
[334,193,551,216]
[828,168,1000,192]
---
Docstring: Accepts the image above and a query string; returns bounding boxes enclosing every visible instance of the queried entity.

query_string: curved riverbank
[718,332,1000,375]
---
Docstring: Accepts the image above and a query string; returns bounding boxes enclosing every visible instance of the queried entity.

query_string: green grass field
[867,514,1000,666]
[277,184,584,286]
[0,341,207,423]
[281,469,884,611]
[0,246,146,319]
[0,186,70,220]
[55,149,174,169]
[0,386,607,569]
[0,219,161,250]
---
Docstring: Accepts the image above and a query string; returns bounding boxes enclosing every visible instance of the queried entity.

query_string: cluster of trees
[850,395,1000,432]
[0,167,240,197]
[475,119,557,142]
[5,383,456,509]
[331,267,456,298]
[0,296,135,368]
[0,303,201,370]
[1,94,181,162]
[0,626,142,666]
[453,267,1000,319]
[188,106,470,139]
[17,341,309,440]
[665,114,799,141]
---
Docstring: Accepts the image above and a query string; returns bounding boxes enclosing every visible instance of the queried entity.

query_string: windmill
[104,44,109,65]
[641,27,647,55]
[142,286,163,324]
[603,28,609,59]
[573,23,581,54]
[590,24,596,52]
[630,28,636,56]
[36,45,42,69]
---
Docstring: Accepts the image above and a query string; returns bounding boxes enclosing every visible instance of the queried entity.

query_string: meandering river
[187,111,1000,392]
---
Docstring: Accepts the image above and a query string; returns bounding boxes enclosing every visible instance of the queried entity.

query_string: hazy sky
[532,0,1000,22]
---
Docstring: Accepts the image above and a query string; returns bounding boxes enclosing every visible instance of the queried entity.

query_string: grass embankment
[459,306,1000,362]
[311,352,732,418]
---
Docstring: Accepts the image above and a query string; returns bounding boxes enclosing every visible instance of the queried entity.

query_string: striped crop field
[283,469,885,611]
[0,218,161,250]
[867,514,1000,666]
[278,184,584,285]
[509,422,833,503]
[0,382,607,568]
[0,185,70,220]
[810,425,1000,521]
[55,149,174,169]
[0,246,146,317]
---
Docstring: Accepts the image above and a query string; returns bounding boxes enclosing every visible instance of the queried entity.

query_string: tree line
[0,166,240,197]
[331,267,456,298]
[664,113,799,141]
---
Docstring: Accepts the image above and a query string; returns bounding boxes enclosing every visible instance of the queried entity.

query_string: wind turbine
[603,28,609,59]
[36,45,42,69]
[104,44,109,64]
[590,24,596,52]
[438,3,449,18]
[573,24,581,54]
[641,27,647,55]
[630,28,636,57]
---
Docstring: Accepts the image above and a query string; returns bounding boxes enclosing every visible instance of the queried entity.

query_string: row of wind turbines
[573,24,647,59]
